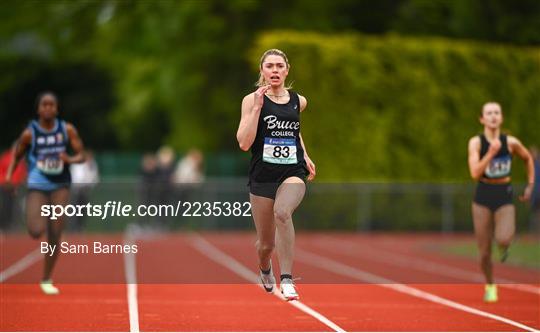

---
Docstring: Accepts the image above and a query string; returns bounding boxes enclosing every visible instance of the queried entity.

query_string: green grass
[443,240,540,270]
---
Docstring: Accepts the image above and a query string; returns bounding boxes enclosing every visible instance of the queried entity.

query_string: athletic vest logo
[263,115,299,130]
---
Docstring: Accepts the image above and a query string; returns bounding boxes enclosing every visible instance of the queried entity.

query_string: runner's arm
[62,123,85,164]
[5,129,32,182]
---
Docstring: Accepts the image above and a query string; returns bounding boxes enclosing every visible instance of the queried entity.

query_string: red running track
[1,232,538,332]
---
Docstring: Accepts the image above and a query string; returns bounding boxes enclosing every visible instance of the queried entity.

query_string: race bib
[485,156,511,178]
[263,137,297,164]
[37,154,64,175]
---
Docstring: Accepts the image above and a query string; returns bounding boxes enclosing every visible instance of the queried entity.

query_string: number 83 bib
[263,138,297,164]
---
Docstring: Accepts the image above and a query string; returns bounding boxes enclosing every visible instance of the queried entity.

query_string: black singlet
[479,134,512,179]
[248,91,306,184]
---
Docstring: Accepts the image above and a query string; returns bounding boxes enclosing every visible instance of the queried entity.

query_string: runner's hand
[488,138,501,156]
[253,85,271,111]
[3,175,16,195]
[519,183,533,202]
[305,155,316,181]
[59,152,71,164]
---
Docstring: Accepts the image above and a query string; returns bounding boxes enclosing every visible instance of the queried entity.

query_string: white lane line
[123,226,140,333]
[0,331,525,333]
[319,236,540,295]
[189,234,346,333]
[295,248,538,332]
[0,248,41,283]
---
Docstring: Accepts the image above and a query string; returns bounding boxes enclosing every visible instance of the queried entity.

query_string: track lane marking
[295,247,538,332]
[123,226,140,333]
[318,236,540,295]
[0,248,41,283]
[189,233,346,333]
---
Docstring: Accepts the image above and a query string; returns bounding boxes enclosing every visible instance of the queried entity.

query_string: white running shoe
[259,263,276,293]
[280,278,299,301]
[40,279,59,295]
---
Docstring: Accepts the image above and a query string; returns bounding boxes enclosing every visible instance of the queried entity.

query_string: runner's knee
[274,207,291,225]
[479,252,491,264]
[257,241,275,256]
[496,237,512,248]
[28,227,43,239]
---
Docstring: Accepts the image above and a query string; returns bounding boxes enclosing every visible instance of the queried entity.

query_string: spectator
[70,150,100,231]
[173,148,205,184]
[173,149,205,222]
[155,146,175,227]
[0,147,27,230]
[139,153,158,225]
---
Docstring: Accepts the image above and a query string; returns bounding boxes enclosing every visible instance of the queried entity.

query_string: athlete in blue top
[6,91,85,294]
[467,102,534,302]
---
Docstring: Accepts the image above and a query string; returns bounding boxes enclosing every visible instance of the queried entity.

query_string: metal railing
[1,181,536,232]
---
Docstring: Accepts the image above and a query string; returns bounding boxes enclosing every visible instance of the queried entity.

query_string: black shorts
[473,182,513,212]
[27,184,71,194]
[249,164,307,200]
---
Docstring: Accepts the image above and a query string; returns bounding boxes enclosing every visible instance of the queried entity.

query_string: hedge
[249,31,540,181]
